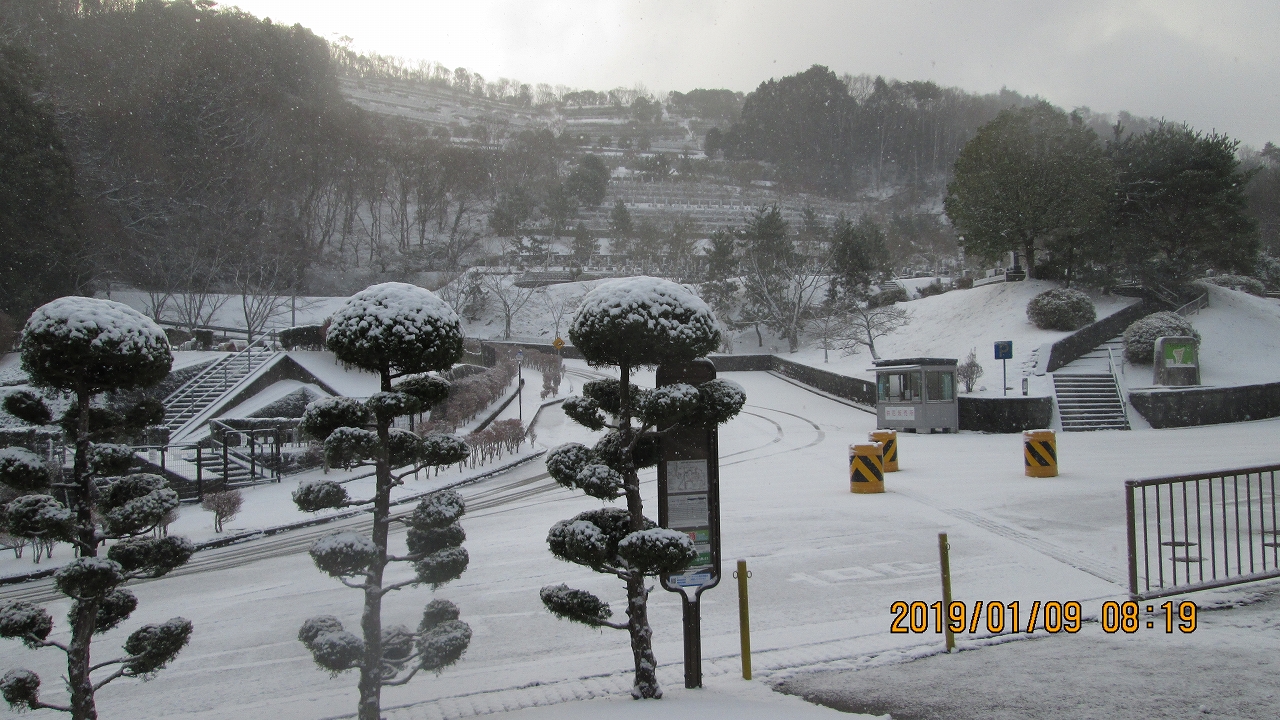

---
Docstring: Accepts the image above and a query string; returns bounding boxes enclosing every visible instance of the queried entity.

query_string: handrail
[1106,346,1129,425]
[162,336,275,407]
[1174,292,1208,317]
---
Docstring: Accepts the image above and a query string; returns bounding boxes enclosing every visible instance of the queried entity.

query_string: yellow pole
[939,533,955,652]
[736,559,752,679]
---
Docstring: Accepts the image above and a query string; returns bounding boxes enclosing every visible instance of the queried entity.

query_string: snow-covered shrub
[0,669,41,710]
[0,601,54,647]
[394,373,451,409]
[417,619,472,672]
[1123,312,1200,364]
[53,557,125,599]
[413,546,469,588]
[1201,274,1266,296]
[97,474,179,537]
[310,532,379,577]
[121,618,192,676]
[200,489,243,533]
[869,284,908,308]
[94,589,139,633]
[293,479,350,512]
[546,443,593,488]
[616,528,697,575]
[1026,288,1096,331]
[89,443,137,476]
[2,391,51,426]
[569,276,719,367]
[365,392,420,422]
[917,279,948,298]
[4,495,73,540]
[299,397,369,441]
[20,297,171,393]
[575,464,623,500]
[325,282,465,375]
[406,524,465,557]
[955,276,975,289]
[0,448,50,492]
[105,536,193,577]
[323,427,380,469]
[540,585,613,626]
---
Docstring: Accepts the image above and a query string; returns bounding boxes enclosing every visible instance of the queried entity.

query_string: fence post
[249,432,256,478]
[196,446,204,501]
[1125,482,1139,599]
[735,559,752,680]
[939,533,956,652]
[222,437,229,488]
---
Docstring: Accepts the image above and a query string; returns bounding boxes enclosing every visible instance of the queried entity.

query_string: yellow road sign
[552,337,565,350]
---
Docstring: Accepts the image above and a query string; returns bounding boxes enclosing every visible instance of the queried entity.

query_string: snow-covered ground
[778,279,1137,397]
[3,367,1279,719]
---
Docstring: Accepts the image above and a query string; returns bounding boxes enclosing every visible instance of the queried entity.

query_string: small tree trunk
[69,387,100,719]
[617,364,661,698]
[357,370,394,720]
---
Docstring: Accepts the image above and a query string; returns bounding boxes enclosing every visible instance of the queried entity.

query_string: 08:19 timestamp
[1101,600,1197,633]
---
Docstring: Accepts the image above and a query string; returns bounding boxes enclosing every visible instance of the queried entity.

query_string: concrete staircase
[1053,373,1130,431]
[1052,336,1130,431]
[161,342,276,438]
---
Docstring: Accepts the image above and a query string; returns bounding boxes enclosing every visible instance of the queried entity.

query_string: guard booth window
[926,371,955,402]
[878,371,922,403]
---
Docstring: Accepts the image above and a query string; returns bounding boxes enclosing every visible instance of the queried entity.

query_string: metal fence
[1126,463,1280,600]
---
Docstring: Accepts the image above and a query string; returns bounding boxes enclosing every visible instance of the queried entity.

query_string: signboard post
[994,341,1013,396]
[656,359,721,689]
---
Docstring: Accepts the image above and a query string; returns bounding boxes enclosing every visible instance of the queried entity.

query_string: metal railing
[1126,463,1280,600]
[161,337,278,434]
[1174,292,1209,317]
[1106,346,1129,424]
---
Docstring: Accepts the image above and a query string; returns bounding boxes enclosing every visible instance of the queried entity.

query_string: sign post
[994,341,1013,396]
[656,359,721,689]
[516,348,523,423]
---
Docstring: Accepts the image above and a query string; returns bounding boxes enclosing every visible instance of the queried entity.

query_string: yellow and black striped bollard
[1023,429,1057,477]
[849,442,885,493]
[869,429,898,472]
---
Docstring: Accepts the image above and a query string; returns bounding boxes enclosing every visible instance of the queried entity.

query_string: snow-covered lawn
[778,279,1137,396]
[4,369,1278,719]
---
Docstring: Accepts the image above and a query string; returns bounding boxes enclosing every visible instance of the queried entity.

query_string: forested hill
[0,0,357,319]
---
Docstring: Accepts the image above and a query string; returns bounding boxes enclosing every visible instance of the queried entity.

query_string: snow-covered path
[3,371,1278,719]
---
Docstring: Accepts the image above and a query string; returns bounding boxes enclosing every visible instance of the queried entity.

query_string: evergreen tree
[290,283,472,720]
[570,222,597,266]
[830,214,889,299]
[1110,123,1258,285]
[540,277,744,699]
[566,154,610,208]
[945,102,1113,279]
[1,297,192,720]
[0,46,84,319]
[608,199,634,257]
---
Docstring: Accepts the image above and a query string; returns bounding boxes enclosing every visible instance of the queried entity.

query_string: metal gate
[1126,463,1280,600]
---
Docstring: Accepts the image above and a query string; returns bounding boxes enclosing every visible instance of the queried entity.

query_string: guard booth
[873,358,959,433]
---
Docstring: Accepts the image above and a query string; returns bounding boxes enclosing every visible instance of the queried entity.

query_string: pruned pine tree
[288,283,473,720]
[1,297,193,720]
[541,277,745,699]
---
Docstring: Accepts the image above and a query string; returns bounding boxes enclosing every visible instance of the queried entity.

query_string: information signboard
[656,358,721,688]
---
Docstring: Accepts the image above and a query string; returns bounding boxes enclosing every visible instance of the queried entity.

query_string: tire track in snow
[893,487,1126,586]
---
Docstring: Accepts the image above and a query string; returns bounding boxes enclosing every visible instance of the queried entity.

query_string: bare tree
[741,253,828,353]
[836,302,912,360]
[809,304,851,362]
[477,273,538,340]
[235,257,291,343]
[435,270,487,321]
[539,284,586,340]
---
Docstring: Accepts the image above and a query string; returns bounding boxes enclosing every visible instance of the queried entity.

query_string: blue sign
[994,341,1013,360]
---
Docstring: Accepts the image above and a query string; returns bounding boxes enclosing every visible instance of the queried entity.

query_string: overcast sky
[227,0,1280,148]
